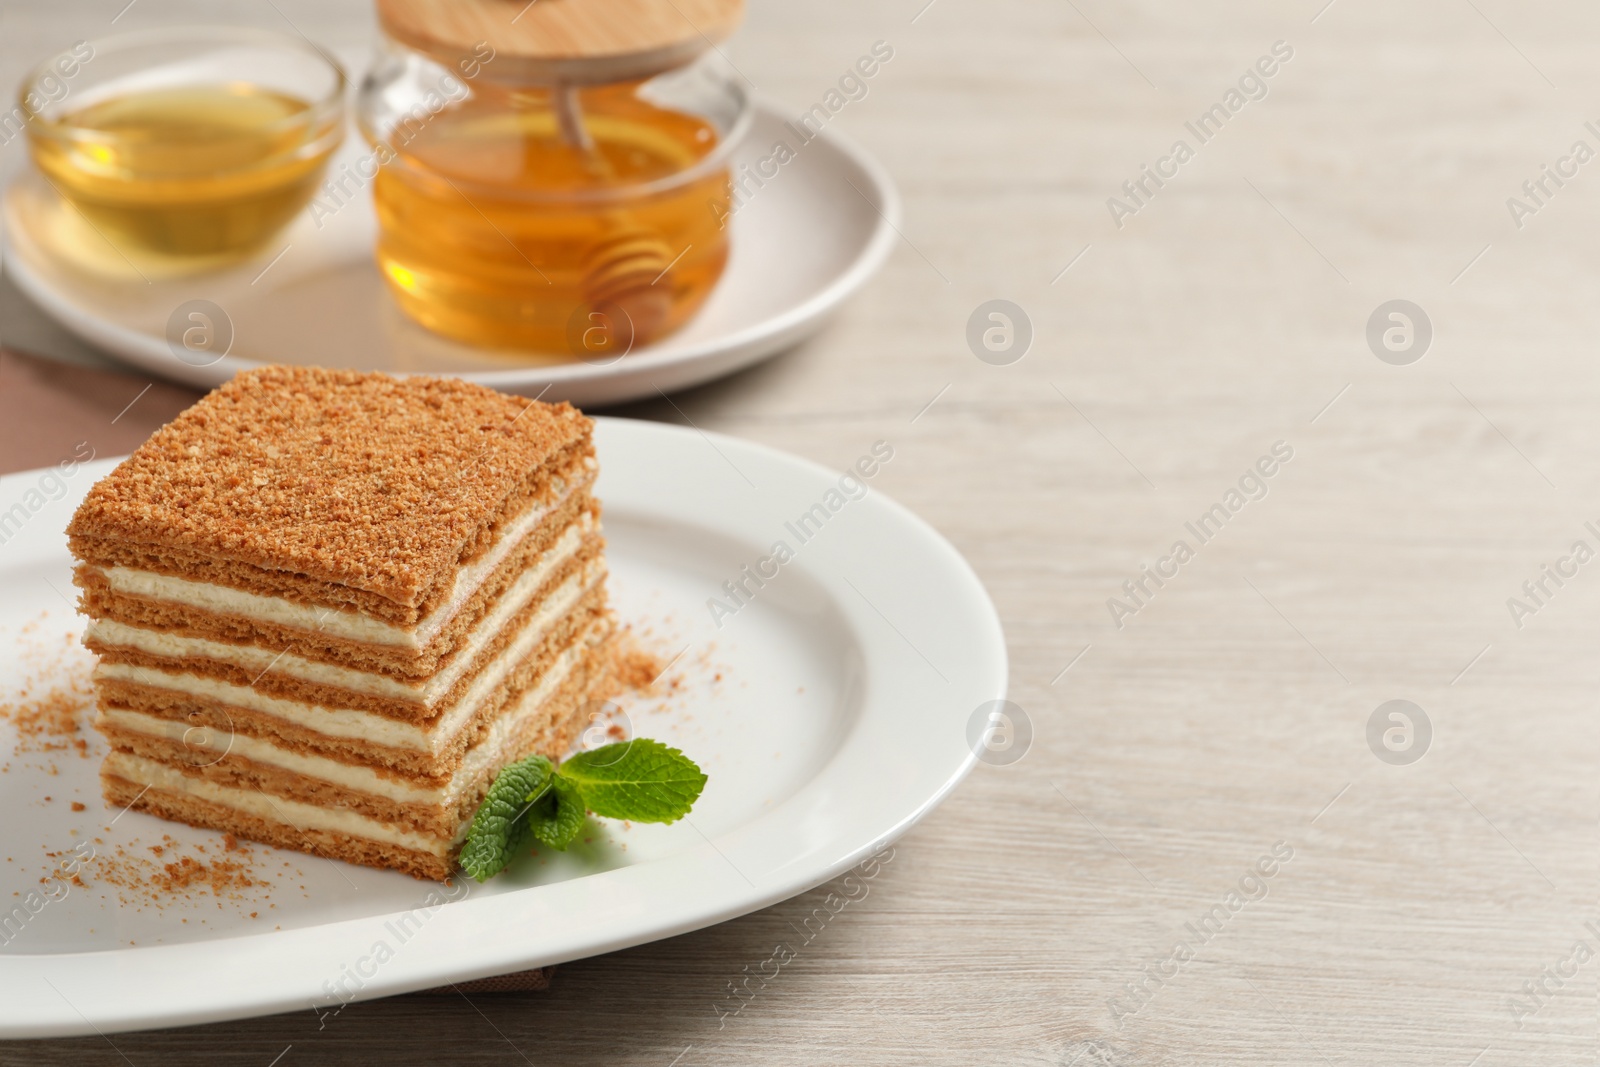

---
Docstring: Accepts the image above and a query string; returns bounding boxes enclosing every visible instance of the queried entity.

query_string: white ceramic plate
[1,100,898,406]
[0,417,1005,1037]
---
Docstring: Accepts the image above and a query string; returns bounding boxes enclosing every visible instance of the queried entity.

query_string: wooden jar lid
[376,0,744,83]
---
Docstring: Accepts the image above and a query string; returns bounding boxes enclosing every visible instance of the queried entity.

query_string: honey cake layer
[102,771,452,882]
[97,630,611,840]
[87,525,604,725]
[70,441,594,631]
[68,366,593,614]
[78,494,600,683]
[90,581,612,777]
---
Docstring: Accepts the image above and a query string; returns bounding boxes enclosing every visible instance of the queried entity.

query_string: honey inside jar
[371,79,733,355]
[30,83,341,257]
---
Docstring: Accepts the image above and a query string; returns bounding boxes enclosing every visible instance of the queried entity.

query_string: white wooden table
[3,0,1597,1063]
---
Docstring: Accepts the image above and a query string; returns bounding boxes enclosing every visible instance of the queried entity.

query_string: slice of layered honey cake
[66,366,613,880]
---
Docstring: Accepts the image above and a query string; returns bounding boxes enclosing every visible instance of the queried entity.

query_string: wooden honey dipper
[548,82,678,342]
[375,0,743,346]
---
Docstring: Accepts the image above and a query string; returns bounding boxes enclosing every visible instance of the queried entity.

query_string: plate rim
[1,98,901,402]
[0,416,1006,1037]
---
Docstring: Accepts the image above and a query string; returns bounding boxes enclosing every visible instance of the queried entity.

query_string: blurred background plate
[1,99,898,405]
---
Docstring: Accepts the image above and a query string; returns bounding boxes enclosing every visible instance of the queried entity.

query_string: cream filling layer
[96,633,591,808]
[105,751,449,856]
[93,561,605,754]
[95,469,591,651]
[87,514,595,705]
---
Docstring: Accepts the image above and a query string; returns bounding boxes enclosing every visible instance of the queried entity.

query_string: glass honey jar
[358,0,749,357]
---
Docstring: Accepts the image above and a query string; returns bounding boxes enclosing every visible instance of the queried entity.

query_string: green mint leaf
[527,773,587,851]
[557,739,706,823]
[459,755,553,882]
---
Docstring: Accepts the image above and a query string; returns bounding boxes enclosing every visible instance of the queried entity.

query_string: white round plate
[1,100,898,406]
[0,417,1005,1037]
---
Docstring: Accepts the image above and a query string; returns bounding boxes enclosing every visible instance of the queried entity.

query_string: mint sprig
[527,772,587,852]
[458,755,553,882]
[460,740,706,881]
[558,739,708,823]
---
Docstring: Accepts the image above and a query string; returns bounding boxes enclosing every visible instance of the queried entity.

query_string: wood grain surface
[3,0,1599,1064]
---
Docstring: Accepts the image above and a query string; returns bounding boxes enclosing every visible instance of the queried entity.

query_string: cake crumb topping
[67,366,589,607]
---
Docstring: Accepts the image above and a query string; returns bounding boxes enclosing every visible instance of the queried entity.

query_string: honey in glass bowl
[362,0,749,357]
[21,28,344,261]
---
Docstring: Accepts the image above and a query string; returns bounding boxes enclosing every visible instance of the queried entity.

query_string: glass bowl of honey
[21,27,345,263]
[358,4,750,357]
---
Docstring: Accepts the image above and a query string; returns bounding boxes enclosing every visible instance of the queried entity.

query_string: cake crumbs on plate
[609,630,666,693]
[1,669,94,759]
[0,614,96,764]
[82,834,272,905]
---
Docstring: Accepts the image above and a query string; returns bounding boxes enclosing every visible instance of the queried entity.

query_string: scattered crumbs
[70,802,85,812]
[610,634,665,694]
[0,619,95,762]
[607,616,728,727]
[85,838,268,906]
[141,851,261,895]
